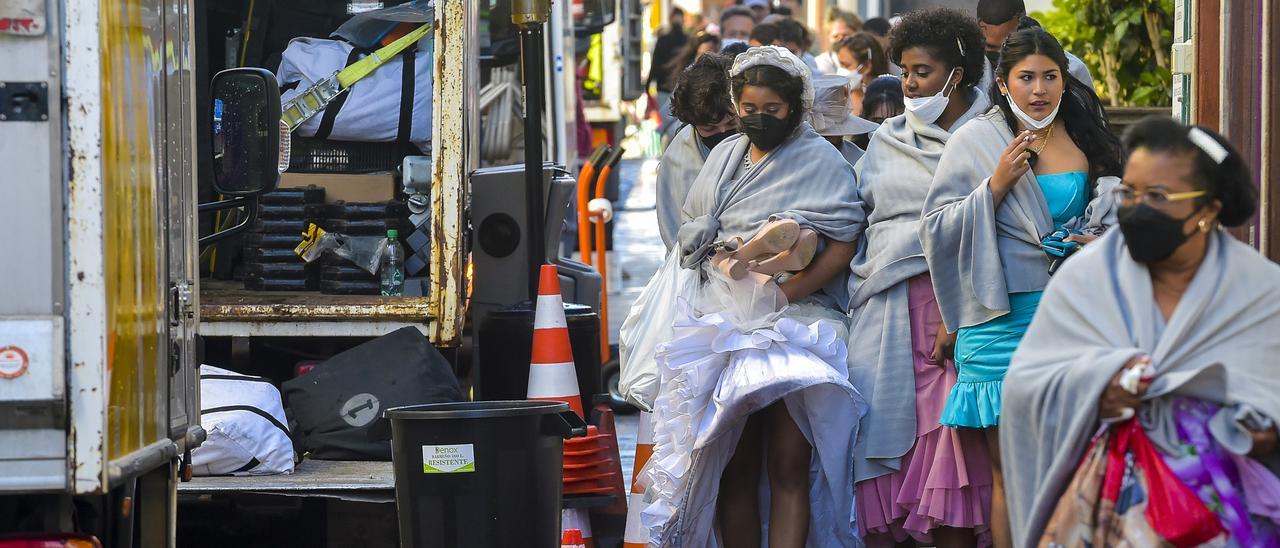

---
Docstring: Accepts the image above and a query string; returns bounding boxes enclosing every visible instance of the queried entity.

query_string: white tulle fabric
[637,266,868,547]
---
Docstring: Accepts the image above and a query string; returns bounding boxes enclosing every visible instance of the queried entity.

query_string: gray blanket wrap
[1002,229,1280,546]
[920,107,1119,332]
[846,90,992,482]
[678,122,864,276]
[657,125,709,249]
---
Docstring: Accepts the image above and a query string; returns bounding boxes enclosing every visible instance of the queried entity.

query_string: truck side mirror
[200,68,289,248]
[211,67,285,195]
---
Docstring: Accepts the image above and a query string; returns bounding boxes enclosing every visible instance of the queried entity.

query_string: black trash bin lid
[385,400,570,420]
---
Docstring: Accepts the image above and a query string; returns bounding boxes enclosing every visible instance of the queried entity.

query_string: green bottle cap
[387,229,398,239]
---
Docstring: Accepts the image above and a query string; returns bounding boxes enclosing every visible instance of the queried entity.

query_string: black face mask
[1117,203,1199,264]
[985,51,1000,68]
[698,129,736,151]
[739,113,791,151]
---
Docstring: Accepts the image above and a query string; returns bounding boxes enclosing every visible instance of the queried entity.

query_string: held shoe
[748,229,818,276]
[732,218,801,262]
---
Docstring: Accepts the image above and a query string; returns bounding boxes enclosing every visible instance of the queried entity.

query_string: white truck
[0,0,613,545]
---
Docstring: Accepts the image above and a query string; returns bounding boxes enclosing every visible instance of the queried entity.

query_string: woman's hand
[990,131,1036,202]
[1249,427,1278,458]
[930,323,955,365]
[1099,356,1152,420]
[1065,233,1099,245]
[778,239,857,304]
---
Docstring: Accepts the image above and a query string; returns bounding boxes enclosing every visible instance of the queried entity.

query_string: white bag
[277,36,433,151]
[618,249,698,411]
[191,365,296,476]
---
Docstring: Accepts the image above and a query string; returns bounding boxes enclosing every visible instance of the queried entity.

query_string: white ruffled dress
[637,264,869,547]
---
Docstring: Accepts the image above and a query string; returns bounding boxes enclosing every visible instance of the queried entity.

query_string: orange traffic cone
[528,264,583,417]
[622,411,656,547]
[561,508,595,548]
[560,527,586,548]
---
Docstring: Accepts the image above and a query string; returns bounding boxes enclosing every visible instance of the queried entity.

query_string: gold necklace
[1031,121,1054,156]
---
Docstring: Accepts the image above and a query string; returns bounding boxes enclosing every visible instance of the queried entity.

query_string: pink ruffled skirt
[855,275,994,547]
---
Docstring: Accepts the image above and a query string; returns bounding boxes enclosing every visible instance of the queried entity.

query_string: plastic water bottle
[380,229,404,296]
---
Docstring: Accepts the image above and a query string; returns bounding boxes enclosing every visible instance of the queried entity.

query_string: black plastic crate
[260,185,326,205]
[288,137,419,174]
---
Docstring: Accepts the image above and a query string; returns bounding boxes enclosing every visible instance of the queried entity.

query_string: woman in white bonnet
[635,46,867,546]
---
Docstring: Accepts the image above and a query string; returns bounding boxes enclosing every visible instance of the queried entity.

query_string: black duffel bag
[282,327,462,460]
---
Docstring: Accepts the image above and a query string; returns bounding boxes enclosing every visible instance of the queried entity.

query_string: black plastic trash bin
[475,302,602,411]
[387,401,587,547]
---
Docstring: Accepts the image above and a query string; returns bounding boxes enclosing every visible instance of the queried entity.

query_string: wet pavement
[606,156,665,486]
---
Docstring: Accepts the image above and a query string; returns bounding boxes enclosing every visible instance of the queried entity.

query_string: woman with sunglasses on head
[633,46,867,547]
[847,8,995,547]
[1002,117,1280,546]
[920,27,1122,548]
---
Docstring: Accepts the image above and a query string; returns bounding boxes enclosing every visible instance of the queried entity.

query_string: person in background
[862,16,899,76]
[834,32,890,114]
[861,75,905,125]
[749,20,779,48]
[1002,118,1280,546]
[694,31,722,58]
[974,0,1092,91]
[921,27,1122,548]
[720,5,756,48]
[863,16,892,50]
[778,0,803,21]
[754,17,821,76]
[816,7,863,75]
[809,74,880,168]
[656,53,737,249]
[744,0,770,23]
[852,75,903,150]
[848,9,995,547]
[665,29,722,81]
[648,7,691,136]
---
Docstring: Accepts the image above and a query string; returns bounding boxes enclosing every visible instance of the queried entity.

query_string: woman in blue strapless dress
[921,28,1125,547]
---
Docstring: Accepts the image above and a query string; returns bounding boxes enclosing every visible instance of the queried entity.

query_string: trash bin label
[422,444,475,474]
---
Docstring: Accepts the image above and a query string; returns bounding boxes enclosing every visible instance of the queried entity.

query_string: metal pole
[521,25,546,301]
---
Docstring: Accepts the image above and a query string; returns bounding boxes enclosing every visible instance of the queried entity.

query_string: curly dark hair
[994,27,1122,180]
[1123,117,1258,227]
[731,64,807,127]
[670,53,736,127]
[888,7,985,90]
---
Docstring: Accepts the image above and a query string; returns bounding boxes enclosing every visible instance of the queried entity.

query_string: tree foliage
[1033,0,1174,106]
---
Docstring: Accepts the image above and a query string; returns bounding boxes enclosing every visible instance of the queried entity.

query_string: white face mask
[848,65,865,89]
[903,67,957,126]
[1000,83,1061,130]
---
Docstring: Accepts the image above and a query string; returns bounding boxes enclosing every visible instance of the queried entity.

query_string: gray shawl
[1001,229,1280,546]
[838,140,865,169]
[920,108,1119,332]
[657,125,710,249]
[679,122,864,269]
[847,90,992,482]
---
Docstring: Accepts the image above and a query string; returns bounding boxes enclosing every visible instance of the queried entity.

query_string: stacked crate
[242,186,325,291]
[319,201,409,295]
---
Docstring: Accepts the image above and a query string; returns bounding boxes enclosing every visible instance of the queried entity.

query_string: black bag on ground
[282,327,461,460]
